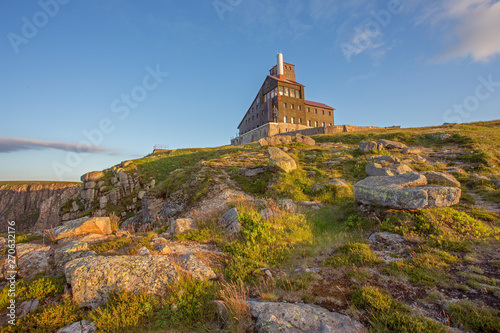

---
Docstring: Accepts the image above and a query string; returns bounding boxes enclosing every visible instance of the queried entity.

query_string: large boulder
[65,255,179,308]
[296,134,315,146]
[353,173,461,210]
[268,147,297,173]
[259,136,293,147]
[52,217,112,241]
[16,246,52,279]
[218,208,241,234]
[421,171,461,187]
[378,139,407,149]
[359,141,383,152]
[54,242,96,274]
[80,171,105,182]
[248,301,365,333]
[365,163,413,177]
[165,218,197,236]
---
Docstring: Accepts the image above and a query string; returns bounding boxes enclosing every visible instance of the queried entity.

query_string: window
[290,89,295,98]
[256,114,259,118]
[291,117,295,124]
[329,123,332,126]
[279,87,284,95]
[329,111,332,116]
[315,121,318,127]
[314,109,318,113]
[322,110,325,115]
[283,103,287,108]
[322,122,325,127]
[307,120,311,127]
[295,90,300,98]
[299,118,302,124]
[291,104,294,109]
[283,116,287,123]
[307,107,310,112]
[284,88,289,96]
[298,105,301,110]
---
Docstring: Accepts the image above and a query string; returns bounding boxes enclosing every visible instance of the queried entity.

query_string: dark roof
[268,75,305,87]
[304,100,335,110]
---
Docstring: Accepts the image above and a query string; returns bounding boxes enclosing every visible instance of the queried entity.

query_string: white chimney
[277,53,284,78]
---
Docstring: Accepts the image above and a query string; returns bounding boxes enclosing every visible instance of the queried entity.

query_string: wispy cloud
[0,137,118,155]
[420,0,500,62]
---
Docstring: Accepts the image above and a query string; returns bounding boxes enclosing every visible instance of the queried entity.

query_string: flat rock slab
[421,171,461,187]
[268,147,297,173]
[56,320,97,333]
[248,301,365,333]
[378,139,407,149]
[65,255,179,308]
[365,163,413,177]
[354,173,461,209]
[53,217,112,241]
[359,141,383,152]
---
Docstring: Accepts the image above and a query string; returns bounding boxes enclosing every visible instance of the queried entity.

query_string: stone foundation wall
[231,123,401,145]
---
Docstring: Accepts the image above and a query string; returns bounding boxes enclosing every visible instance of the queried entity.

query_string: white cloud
[422,0,500,62]
[0,137,118,155]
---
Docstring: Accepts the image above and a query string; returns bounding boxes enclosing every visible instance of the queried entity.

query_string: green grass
[448,301,500,333]
[174,228,224,244]
[351,285,448,332]
[88,237,132,252]
[324,242,380,267]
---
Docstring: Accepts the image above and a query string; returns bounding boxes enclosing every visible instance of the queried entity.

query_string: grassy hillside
[1,120,499,332]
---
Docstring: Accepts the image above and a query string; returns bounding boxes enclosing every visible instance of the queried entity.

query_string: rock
[99,196,108,209]
[259,208,282,220]
[378,139,407,149]
[65,255,179,308]
[218,208,241,234]
[359,141,383,152]
[113,230,131,237]
[138,191,146,200]
[52,217,112,241]
[71,201,79,212]
[177,253,216,280]
[245,168,265,177]
[440,134,453,140]
[354,173,461,209]
[166,218,197,235]
[277,199,298,212]
[16,246,52,279]
[248,301,365,333]
[17,298,39,318]
[366,163,413,177]
[137,246,151,256]
[369,232,405,244]
[259,136,293,146]
[421,171,461,187]
[84,181,96,190]
[492,179,500,187]
[402,147,422,154]
[300,201,324,210]
[160,199,185,217]
[329,179,349,187]
[305,154,317,160]
[311,184,326,191]
[296,134,316,146]
[81,171,105,182]
[54,242,96,274]
[268,147,297,173]
[56,320,97,333]
[154,244,173,255]
[371,155,401,164]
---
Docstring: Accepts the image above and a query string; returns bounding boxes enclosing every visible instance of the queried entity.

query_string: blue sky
[1,0,499,181]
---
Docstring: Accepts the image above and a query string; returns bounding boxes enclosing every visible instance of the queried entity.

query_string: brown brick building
[236,53,335,138]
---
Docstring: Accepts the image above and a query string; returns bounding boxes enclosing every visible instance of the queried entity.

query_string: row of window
[283,104,332,116]
[283,116,332,127]
[263,86,301,103]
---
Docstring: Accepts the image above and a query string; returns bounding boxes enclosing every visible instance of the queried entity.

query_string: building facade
[235,53,335,141]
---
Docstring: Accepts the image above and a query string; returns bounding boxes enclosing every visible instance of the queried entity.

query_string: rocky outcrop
[359,141,383,152]
[52,217,112,241]
[0,182,81,232]
[268,147,297,173]
[164,218,197,236]
[218,208,241,234]
[65,255,180,308]
[1,243,51,280]
[354,172,461,209]
[56,320,97,333]
[248,301,365,333]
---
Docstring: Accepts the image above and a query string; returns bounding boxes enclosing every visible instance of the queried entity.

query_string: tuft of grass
[174,228,224,244]
[324,242,380,267]
[276,272,316,292]
[351,285,448,332]
[219,279,253,332]
[448,300,500,333]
